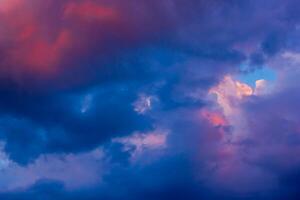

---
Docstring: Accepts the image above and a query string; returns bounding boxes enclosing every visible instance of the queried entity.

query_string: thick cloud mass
[0,0,300,199]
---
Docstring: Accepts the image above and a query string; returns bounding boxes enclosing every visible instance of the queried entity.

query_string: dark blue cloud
[0,82,153,164]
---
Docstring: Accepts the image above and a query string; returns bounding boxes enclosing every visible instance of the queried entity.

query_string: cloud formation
[0,0,300,199]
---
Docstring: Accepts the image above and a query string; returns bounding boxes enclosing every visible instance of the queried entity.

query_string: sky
[0,0,300,199]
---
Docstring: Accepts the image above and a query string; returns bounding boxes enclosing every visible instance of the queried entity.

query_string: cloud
[0,145,104,192]
[1,0,300,199]
[132,94,158,115]
[112,129,168,162]
[0,83,152,164]
[63,1,118,22]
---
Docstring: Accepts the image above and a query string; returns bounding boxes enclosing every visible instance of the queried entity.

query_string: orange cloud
[209,76,253,116]
[201,110,228,127]
[235,81,253,98]
[207,76,256,142]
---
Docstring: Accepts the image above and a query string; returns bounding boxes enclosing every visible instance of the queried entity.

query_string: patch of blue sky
[237,64,277,87]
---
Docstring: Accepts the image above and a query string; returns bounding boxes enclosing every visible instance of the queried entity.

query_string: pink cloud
[64,1,119,22]
[113,129,168,162]
[0,0,169,87]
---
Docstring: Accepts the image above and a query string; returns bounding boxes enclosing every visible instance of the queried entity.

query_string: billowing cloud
[0,0,300,199]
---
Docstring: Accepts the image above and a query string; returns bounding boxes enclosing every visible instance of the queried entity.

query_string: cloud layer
[0,0,300,199]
